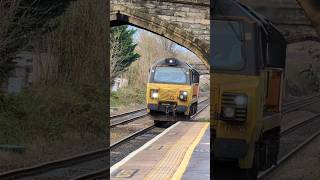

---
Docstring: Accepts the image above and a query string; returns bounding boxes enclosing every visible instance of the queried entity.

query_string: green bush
[0,84,106,145]
[110,88,146,107]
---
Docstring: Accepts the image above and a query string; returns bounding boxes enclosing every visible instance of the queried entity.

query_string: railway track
[111,98,209,150]
[213,95,320,180]
[110,97,209,127]
[110,94,319,127]
[0,95,315,180]
[213,113,320,180]
[282,94,320,113]
[110,94,319,128]
[258,113,320,180]
[79,98,209,180]
[110,107,147,127]
[0,99,209,180]
[0,147,108,180]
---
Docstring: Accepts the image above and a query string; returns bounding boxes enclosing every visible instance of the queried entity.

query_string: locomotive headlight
[179,91,188,101]
[222,107,235,118]
[220,92,248,122]
[150,89,159,99]
[234,95,248,106]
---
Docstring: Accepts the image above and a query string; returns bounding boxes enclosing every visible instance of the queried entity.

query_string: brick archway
[110,5,210,67]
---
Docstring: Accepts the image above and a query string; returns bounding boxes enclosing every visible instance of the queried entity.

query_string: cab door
[192,70,200,101]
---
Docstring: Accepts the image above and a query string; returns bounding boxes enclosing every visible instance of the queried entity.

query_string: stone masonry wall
[111,0,210,43]
[239,0,318,43]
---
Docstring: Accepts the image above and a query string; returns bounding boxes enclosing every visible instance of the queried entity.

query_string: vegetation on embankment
[0,0,74,86]
[0,84,106,145]
[0,0,108,171]
[286,41,320,96]
[110,88,146,108]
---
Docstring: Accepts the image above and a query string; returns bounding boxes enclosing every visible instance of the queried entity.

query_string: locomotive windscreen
[152,67,189,84]
[212,20,244,71]
[212,0,287,73]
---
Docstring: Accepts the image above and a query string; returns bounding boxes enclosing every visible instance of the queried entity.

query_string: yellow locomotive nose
[147,84,191,115]
[158,88,178,101]
[146,58,200,121]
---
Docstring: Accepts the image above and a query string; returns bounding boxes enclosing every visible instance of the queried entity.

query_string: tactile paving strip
[145,123,208,179]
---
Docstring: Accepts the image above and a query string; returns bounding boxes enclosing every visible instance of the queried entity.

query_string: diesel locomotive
[211,0,287,179]
[146,58,200,124]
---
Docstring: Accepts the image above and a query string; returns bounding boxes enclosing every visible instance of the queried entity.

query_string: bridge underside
[110,3,210,68]
[110,0,320,74]
[239,0,320,44]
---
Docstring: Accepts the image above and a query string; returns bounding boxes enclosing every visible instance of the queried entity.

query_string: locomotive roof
[153,58,199,73]
[212,0,287,69]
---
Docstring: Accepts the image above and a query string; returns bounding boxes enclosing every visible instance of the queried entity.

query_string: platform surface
[110,121,210,180]
[182,127,210,180]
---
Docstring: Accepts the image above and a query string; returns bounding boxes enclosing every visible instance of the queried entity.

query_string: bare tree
[124,29,201,88]
[31,0,107,87]
[158,37,178,58]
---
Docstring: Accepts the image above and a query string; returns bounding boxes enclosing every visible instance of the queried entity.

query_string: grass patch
[0,84,106,146]
[197,118,210,122]
[110,87,146,107]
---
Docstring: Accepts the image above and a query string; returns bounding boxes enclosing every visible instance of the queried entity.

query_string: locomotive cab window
[151,66,190,84]
[212,20,244,71]
[192,70,200,83]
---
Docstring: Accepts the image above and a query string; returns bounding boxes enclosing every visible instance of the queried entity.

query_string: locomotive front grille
[221,93,247,121]
[159,89,177,101]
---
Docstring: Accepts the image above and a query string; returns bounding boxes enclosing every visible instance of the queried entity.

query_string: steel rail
[110,110,148,127]
[110,92,209,119]
[282,95,320,113]
[280,113,320,137]
[258,129,320,180]
[0,148,107,180]
[110,107,146,119]
[71,168,109,180]
[110,97,209,127]
[0,99,209,180]
[111,98,209,150]
[110,94,318,127]
[258,113,320,179]
[283,95,319,107]
[110,125,155,150]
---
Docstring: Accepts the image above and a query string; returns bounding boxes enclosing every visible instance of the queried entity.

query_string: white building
[1,52,33,93]
[111,77,128,92]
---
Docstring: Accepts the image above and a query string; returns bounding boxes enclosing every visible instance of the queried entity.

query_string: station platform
[110,121,210,180]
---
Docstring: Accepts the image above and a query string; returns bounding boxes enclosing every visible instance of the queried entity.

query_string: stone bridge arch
[110,5,210,68]
[239,0,320,44]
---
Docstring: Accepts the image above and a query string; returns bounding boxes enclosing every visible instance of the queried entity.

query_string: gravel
[268,135,320,180]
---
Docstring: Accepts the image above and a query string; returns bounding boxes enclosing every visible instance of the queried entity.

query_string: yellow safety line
[171,123,209,180]
[144,123,200,180]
